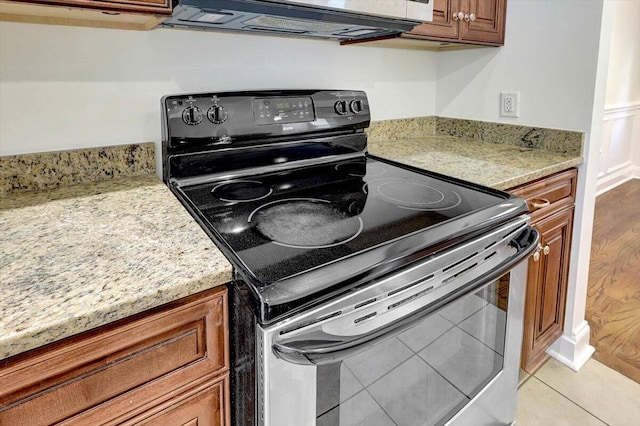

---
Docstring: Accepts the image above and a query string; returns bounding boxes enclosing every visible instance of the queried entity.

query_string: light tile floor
[516,358,640,426]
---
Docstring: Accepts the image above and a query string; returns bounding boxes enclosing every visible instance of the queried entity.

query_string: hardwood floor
[586,179,640,383]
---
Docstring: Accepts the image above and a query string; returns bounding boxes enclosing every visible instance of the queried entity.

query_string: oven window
[315,276,509,426]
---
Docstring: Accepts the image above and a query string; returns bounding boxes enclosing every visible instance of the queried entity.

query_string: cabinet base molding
[546,320,595,372]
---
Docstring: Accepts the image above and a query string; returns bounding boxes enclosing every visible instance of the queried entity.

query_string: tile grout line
[531,376,611,425]
[518,372,533,389]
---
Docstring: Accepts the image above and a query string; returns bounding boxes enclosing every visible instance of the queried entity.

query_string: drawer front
[120,375,229,426]
[0,287,228,425]
[508,168,577,221]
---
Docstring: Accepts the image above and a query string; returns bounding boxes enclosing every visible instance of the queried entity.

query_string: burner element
[335,161,385,177]
[211,180,273,203]
[370,179,463,211]
[248,198,363,249]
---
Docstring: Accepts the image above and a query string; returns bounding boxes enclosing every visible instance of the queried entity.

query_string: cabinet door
[459,0,507,45]
[407,0,459,40]
[521,207,574,373]
[0,288,228,426]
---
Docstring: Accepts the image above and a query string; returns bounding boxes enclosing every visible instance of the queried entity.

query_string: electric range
[161,89,538,426]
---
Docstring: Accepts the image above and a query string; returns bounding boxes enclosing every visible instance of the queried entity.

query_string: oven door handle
[272,226,539,366]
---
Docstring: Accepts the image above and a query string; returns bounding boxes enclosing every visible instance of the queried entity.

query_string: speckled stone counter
[367,117,583,190]
[0,143,155,194]
[368,135,582,190]
[0,118,583,360]
[0,174,232,360]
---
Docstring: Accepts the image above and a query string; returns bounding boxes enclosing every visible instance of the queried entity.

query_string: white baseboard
[596,164,639,195]
[546,320,595,371]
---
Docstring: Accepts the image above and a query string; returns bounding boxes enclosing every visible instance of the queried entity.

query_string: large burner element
[248,198,363,249]
[211,180,273,203]
[369,179,463,211]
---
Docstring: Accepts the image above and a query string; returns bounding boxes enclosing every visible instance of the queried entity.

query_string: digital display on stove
[253,97,314,125]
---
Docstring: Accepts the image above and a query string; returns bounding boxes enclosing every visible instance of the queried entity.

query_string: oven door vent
[387,286,434,311]
[271,217,534,344]
[387,274,434,297]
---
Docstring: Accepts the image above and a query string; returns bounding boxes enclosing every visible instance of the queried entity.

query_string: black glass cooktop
[178,157,510,288]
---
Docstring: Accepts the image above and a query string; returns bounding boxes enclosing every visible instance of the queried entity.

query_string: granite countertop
[368,135,582,190]
[0,118,584,361]
[0,175,233,360]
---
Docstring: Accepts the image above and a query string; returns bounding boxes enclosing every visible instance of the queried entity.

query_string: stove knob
[207,105,228,124]
[182,106,204,125]
[349,100,364,114]
[334,100,348,115]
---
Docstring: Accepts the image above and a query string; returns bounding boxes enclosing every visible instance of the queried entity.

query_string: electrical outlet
[500,92,519,117]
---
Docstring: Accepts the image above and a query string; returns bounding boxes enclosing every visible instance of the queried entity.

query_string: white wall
[0,1,608,371]
[0,22,438,161]
[435,1,602,132]
[434,0,606,371]
[597,0,640,194]
[605,0,640,108]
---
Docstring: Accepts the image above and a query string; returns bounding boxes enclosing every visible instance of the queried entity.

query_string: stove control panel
[207,105,228,124]
[253,97,313,125]
[182,105,204,125]
[162,90,370,151]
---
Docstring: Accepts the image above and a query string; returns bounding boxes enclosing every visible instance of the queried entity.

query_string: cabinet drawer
[0,287,228,425]
[508,168,577,221]
[120,375,229,426]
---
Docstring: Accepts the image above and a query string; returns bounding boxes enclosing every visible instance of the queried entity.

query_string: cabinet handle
[532,243,543,262]
[452,11,464,21]
[530,198,551,209]
[543,245,550,255]
[464,13,476,22]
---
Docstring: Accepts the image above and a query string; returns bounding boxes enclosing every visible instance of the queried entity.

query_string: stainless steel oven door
[256,220,535,426]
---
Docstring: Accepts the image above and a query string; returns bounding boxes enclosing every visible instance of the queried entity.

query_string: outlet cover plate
[500,92,520,118]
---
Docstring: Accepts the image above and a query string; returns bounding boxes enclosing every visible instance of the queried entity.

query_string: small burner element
[248,198,363,249]
[335,161,385,177]
[211,180,273,203]
[369,179,463,211]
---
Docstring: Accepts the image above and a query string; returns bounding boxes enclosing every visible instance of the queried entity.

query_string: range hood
[161,0,433,40]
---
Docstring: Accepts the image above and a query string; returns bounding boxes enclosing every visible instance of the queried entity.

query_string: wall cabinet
[509,169,577,373]
[0,0,171,30]
[0,287,230,426]
[403,0,507,46]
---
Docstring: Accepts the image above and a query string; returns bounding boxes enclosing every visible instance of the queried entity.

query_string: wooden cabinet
[0,0,171,31]
[509,168,577,373]
[403,0,507,46]
[21,0,172,14]
[0,287,230,426]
